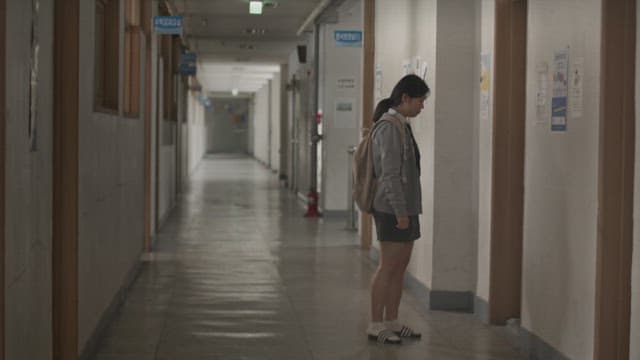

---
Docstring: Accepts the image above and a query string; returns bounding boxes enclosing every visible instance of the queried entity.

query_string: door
[488,0,527,324]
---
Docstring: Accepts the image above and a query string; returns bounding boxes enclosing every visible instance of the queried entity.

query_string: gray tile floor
[91,154,524,360]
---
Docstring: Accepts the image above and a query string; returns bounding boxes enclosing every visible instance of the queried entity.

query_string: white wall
[77,0,145,352]
[270,73,281,171]
[522,1,601,359]
[374,0,477,297]
[187,92,207,174]
[320,0,363,213]
[253,83,271,164]
[4,1,54,358]
[374,0,435,286]
[631,1,640,357]
[475,0,495,308]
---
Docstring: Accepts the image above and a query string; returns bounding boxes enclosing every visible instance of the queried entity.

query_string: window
[95,0,120,112]
[124,0,142,117]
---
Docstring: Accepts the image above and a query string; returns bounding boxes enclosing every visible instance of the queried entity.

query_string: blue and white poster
[334,30,362,48]
[154,16,183,35]
[551,48,569,132]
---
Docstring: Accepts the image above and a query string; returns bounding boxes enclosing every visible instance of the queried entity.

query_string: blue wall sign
[154,16,183,35]
[180,52,197,76]
[334,30,362,48]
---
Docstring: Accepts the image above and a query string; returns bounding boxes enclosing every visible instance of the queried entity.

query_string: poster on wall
[402,59,412,76]
[337,77,356,90]
[375,64,383,100]
[551,48,569,132]
[335,98,356,129]
[480,53,491,124]
[536,62,549,124]
[569,57,584,119]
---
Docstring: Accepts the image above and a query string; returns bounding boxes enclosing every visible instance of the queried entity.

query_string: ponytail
[372,98,394,123]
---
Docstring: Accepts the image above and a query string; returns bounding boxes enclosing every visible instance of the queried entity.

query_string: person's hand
[396,216,409,230]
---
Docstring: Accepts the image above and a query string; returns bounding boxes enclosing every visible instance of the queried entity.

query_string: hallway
[90,155,522,360]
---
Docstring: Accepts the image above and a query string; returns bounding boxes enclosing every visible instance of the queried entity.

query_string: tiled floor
[91,154,523,360]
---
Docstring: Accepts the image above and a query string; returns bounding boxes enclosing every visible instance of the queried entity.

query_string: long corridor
[90,155,523,360]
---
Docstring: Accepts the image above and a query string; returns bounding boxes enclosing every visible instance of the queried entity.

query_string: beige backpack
[352,114,406,213]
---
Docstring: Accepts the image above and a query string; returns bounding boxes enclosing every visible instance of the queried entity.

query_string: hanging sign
[154,16,183,35]
[179,52,197,76]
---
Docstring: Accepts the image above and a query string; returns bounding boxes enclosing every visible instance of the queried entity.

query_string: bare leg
[384,242,414,321]
[371,242,411,322]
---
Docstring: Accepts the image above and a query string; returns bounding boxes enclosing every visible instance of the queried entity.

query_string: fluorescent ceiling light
[249,1,263,15]
[232,88,239,96]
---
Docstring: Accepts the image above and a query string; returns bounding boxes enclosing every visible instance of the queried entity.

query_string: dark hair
[372,74,430,122]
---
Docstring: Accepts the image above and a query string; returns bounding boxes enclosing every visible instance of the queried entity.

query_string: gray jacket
[371,111,422,216]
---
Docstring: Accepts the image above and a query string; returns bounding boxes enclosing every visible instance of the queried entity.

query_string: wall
[320,0,362,213]
[288,46,312,193]
[374,0,433,286]
[631,0,640,357]
[4,0,54,358]
[207,98,249,154]
[270,73,281,172]
[475,0,495,311]
[522,1,601,359]
[253,84,271,164]
[374,0,477,300]
[77,0,145,352]
[188,92,207,175]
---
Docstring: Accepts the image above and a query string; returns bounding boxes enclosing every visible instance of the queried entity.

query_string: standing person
[367,74,429,344]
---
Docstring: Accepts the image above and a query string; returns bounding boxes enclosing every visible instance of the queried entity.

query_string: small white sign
[335,98,356,129]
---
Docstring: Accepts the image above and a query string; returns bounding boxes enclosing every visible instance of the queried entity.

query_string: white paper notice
[536,62,549,124]
[551,49,569,132]
[337,77,356,90]
[375,64,383,99]
[335,98,356,129]
[402,59,412,75]
[569,57,584,118]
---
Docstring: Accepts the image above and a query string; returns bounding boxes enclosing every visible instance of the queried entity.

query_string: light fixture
[232,88,239,96]
[249,1,263,15]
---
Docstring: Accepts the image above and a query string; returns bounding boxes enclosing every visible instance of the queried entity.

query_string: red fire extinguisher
[304,189,321,218]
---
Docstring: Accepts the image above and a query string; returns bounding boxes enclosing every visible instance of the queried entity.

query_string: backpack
[352,113,406,213]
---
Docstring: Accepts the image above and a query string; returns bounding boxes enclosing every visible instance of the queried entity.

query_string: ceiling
[169,0,329,96]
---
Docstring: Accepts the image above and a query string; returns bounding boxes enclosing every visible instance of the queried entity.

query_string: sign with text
[180,52,197,76]
[154,16,183,35]
[334,30,362,48]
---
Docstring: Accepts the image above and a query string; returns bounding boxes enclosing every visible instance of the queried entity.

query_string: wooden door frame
[143,0,152,251]
[359,0,374,249]
[488,0,527,325]
[53,0,79,358]
[594,0,636,358]
[0,0,5,357]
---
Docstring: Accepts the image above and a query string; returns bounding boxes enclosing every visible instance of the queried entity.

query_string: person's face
[400,94,427,118]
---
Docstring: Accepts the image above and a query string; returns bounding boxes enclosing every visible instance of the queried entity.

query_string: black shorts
[372,210,420,242]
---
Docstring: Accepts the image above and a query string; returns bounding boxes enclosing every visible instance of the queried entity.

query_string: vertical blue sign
[334,31,362,48]
[154,16,183,35]
[180,52,197,76]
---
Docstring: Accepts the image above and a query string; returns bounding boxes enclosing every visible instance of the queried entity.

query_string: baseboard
[79,259,143,360]
[322,210,349,218]
[508,320,571,360]
[474,295,489,323]
[369,246,473,313]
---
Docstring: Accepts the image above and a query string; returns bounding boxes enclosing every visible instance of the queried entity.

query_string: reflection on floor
[90,154,523,360]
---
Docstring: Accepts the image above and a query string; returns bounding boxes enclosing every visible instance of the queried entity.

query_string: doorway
[53,0,80,358]
[488,0,527,324]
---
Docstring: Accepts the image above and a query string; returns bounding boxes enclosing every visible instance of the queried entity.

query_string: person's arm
[374,122,408,225]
